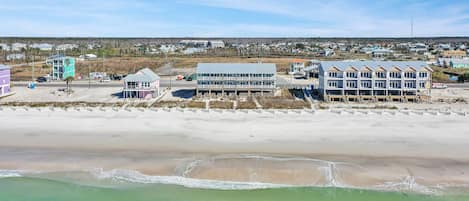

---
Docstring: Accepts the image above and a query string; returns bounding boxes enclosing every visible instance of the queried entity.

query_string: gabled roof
[320,61,432,72]
[197,63,276,74]
[124,68,160,82]
[0,64,10,70]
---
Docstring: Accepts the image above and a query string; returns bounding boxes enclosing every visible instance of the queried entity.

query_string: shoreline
[1,107,469,194]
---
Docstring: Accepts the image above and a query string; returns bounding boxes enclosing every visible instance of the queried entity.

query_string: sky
[0,0,469,37]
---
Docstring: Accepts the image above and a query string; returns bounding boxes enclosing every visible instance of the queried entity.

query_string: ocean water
[0,175,468,201]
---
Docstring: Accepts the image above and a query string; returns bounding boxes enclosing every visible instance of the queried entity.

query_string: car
[186,77,192,81]
[36,77,47,83]
[100,77,111,82]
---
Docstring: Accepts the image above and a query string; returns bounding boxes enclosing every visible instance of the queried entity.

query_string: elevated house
[318,61,433,102]
[46,55,75,80]
[0,65,11,97]
[289,59,306,78]
[123,68,160,99]
[196,63,276,96]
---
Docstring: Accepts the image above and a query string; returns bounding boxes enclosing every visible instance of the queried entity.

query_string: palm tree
[64,76,74,94]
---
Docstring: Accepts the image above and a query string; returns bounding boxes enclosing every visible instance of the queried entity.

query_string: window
[419,72,428,78]
[404,81,416,88]
[346,72,357,78]
[361,72,372,78]
[390,81,401,89]
[390,72,401,78]
[375,81,386,88]
[376,72,386,78]
[346,81,357,88]
[327,81,339,88]
[404,72,416,79]
[419,81,426,88]
[360,81,372,88]
[328,72,338,78]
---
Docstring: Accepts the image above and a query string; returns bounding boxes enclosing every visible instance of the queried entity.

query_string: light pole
[31,54,35,83]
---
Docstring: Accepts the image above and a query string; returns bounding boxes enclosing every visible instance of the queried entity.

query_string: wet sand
[0,107,469,193]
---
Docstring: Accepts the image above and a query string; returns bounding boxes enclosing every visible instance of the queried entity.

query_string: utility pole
[32,54,35,82]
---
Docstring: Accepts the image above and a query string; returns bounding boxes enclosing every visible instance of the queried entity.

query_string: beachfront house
[46,54,75,80]
[123,68,160,99]
[196,63,276,96]
[289,59,306,78]
[318,61,433,102]
[0,64,11,97]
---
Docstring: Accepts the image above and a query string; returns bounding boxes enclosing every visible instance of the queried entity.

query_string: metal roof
[450,59,469,64]
[124,68,160,82]
[197,63,276,74]
[319,61,431,72]
[0,64,10,70]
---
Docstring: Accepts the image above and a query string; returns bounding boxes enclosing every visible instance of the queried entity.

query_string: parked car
[432,83,448,89]
[100,77,111,82]
[36,77,47,83]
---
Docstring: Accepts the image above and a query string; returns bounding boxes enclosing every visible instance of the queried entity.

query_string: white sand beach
[1,107,469,193]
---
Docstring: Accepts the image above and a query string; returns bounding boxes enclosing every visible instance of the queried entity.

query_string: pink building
[0,64,11,97]
[123,68,160,99]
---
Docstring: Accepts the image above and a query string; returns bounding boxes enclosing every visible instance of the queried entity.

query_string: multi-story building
[196,63,276,95]
[123,68,160,99]
[0,65,11,97]
[208,40,225,48]
[46,55,75,80]
[318,61,433,102]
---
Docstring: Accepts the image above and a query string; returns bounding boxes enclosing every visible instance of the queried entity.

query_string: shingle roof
[320,61,431,72]
[197,63,276,74]
[124,68,160,82]
[0,64,10,70]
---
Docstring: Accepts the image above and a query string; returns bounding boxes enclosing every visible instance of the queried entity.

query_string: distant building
[123,68,160,99]
[30,43,53,51]
[0,44,10,51]
[450,59,469,69]
[442,50,467,58]
[0,65,11,97]
[209,40,225,48]
[78,54,97,61]
[409,43,428,53]
[11,43,27,51]
[318,61,433,102]
[56,44,78,51]
[372,48,393,57]
[183,48,206,55]
[179,40,209,48]
[6,53,25,61]
[196,63,276,95]
[46,55,75,80]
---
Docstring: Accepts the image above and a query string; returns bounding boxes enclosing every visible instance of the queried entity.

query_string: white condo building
[318,61,433,102]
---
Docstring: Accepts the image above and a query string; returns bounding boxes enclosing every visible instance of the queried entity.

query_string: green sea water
[1,177,468,201]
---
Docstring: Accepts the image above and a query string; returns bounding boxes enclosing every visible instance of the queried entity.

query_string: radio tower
[411,17,414,38]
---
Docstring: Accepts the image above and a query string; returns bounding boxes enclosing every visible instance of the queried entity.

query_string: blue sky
[1,0,468,37]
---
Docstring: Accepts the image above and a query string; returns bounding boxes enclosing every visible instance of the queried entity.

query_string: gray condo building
[196,63,276,96]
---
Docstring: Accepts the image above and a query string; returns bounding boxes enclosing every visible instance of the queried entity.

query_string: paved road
[446,83,469,88]
[13,79,197,88]
[16,79,468,89]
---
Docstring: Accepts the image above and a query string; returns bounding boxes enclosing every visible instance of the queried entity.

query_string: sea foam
[90,168,290,190]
